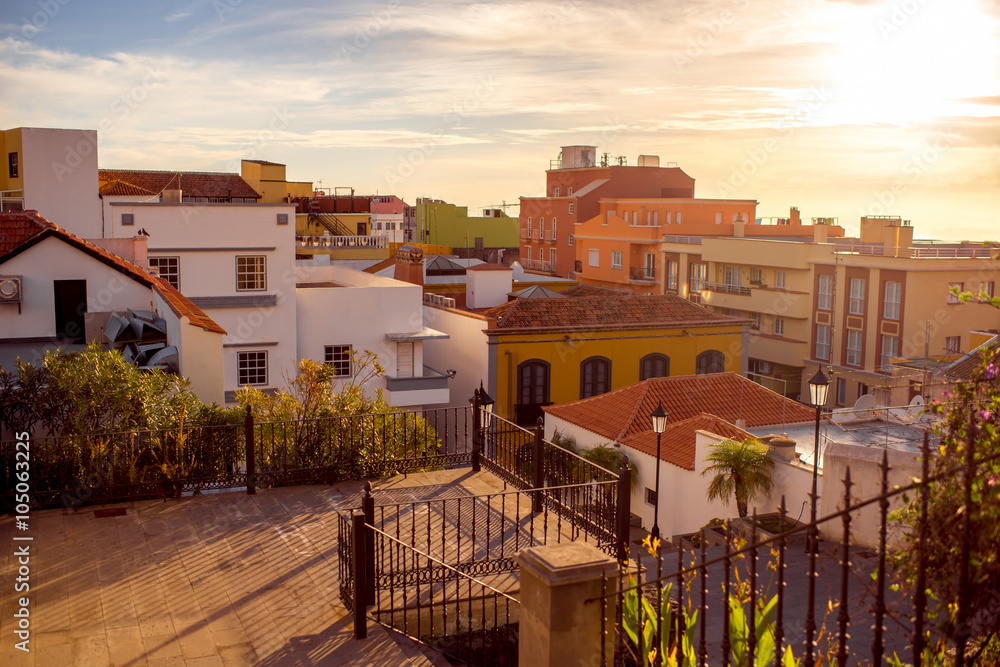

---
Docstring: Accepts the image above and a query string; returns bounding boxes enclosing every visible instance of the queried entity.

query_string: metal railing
[630,267,656,282]
[833,242,995,259]
[662,235,703,245]
[591,433,997,666]
[702,281,752,296]
[295,235,387,249]
[521,258,553,272]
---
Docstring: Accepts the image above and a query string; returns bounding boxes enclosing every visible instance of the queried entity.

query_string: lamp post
[479,381,495,460]
[807,369,830,526]
[650,403,668,541]
[471,381,495,472]
[805,368,829,663]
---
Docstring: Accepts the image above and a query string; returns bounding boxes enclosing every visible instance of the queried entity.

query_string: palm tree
[701,438,774,517]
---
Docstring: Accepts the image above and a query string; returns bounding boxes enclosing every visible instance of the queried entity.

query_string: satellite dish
[854,394,876,411]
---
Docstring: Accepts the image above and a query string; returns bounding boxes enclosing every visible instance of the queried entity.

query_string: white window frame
[884,281,901,320]
[236,255,266,291]
[238,351,268,386]
[848,278,866,315]
[568,234,574,247]
[325,344,353,378]
[588,248,599,267]
[818,275,832,311]
[946,336,961,353]
[836,378,846,406]
[666,260,678,289]
[846,330,862,367]
[750,312,761,330]
[554,187,559,197]
[690,263,706,292]
[644,252,655,280]
[816,324,831,361]
[773,317,785,336]
[948,282,963,304]
[880,335,899,371]
[148,256,180,290]
[611,250,623,270]
[549,248,556,267]
[568,202,574,215]
[750,267,763,284]
[775,271,786,289]
[551,217,556,241]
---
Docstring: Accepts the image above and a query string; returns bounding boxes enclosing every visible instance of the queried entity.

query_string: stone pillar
[516,542,619,667]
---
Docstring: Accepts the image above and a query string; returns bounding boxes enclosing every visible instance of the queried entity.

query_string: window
[775,271,786,289]
[54,280,86,343]
[551,218,556,241]
[818,275,832,311]
[750,312,761,330]
[122,213,134,226]
[148,256,180,289]
[645,488,657,506]
[815,324,831,361]
[518,360,550,406]
[581,356,611,398]
[666,261,678,289]
[568,202,574,215]
[979,281,995,300]
[724,266,740,286]
[606,210,614,224]
[690,263,707,292]
[859,383,870,397]
[773,317,785,336]
[525,247,531,261]
[849,278,866,315]
[588,249,600,267]
[236,255,266,290]
[527,218,532,236]
[946,336,961,354]
[568,234,574,246]
[750,267,763,284]
[567,187,572,195]
[884,281,902,320]
[611,250,623,270]
[238,351,267,386]
[846,330,862,367]
[644,252,655,280]
[723,308,741,317]
[554,188,560,196]
[715,212,723,225]
[880,335,899,371]
[8,152,18,178]
[640,353,669,380]
[948,282,964,304]
[696,350,724,374]
[836,378,846,406]
[550,248,556,267]
[676,212,682,224]
[324,345,353,377]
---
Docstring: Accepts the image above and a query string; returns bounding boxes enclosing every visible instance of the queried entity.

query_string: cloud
[164,13,191,23]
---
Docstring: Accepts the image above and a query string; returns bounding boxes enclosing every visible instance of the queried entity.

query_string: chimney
[132,235,148,270]
[789,207,801,226]
[393,245,424,286]
[466,263,513,309]
[813,223,828,244]
[161,189,182,203]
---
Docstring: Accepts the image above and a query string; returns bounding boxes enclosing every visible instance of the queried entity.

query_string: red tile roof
[0,211,225,335]
[560,284,636,298]
[619,413,755,470]
[99,169,260,199]
[0,211,53,254]
[543,373,816,442]
[482,294,743,331]
[941,335,1000,380]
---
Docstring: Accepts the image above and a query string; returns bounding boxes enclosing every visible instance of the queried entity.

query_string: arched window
[640,353,670,380]
[696,350,725,374]
[581,356,611,398]
[518,359,550,407]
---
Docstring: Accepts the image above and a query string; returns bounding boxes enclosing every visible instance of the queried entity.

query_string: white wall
[153,289,225,405]
[110,202,298,401]
[466,268,512,309]
[422,304,490,409]
[0,236,154,340]
[20,128,102,238]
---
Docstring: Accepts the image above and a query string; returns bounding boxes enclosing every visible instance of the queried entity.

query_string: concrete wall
[16,128,102,238]
[153,289,225,405]
[422,304,490,409]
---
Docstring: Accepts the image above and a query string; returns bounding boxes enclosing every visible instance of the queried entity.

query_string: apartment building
[520,145,844,284]
[669,217,1000,402]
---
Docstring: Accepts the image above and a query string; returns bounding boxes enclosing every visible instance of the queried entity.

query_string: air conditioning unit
[0,276,22,304]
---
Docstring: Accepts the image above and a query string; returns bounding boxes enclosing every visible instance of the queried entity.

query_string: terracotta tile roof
[482,294,742,331]
[467,262,512,272]
[99,169,261,199]
[941,336,1000,380]
[560,284,636,298]
[543,373,816,442]
[0,211,53,254]
[619,413,754,471]
[0,211,225,336]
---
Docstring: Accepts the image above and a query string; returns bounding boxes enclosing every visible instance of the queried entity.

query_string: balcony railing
[703,281,752,296]
[662,234,703,245]
[1,190,24,212]
[629,267,656,282]
[384,366,449,392]
[520,228,530,239]
[522,258,553,272]
[546,230,556,242]
[296,235,387,249]
[833,242,996,259]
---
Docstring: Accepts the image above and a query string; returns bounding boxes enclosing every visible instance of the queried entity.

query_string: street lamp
[471,382,495,469]
[650,403,668,541]
[807,369,829,545]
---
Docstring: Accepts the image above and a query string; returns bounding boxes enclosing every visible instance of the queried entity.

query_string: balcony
[384,365,450,406]
[703,281,751,296]
[522,258,553,273]
[296,235,387,249]
[662,234,702,245]
[1,190,24,212]
[546,230,557,242]
[629,266,656,282]
[833,241,997,259]
[521,229,530,239]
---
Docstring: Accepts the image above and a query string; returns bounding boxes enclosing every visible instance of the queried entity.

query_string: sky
[1,0,998,240]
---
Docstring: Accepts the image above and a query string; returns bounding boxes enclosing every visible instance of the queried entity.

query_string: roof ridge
[619,378,653,440]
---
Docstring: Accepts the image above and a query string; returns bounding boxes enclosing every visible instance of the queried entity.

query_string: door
[396,342,413,378]
[54,280,87,343]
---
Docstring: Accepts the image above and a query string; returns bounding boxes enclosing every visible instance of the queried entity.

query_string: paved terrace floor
[0,468,536,667]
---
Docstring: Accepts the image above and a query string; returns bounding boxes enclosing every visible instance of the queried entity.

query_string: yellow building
[240,159,313,203]
[663,216,1000,403]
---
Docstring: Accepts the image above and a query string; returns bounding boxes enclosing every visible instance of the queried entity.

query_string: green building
[411,198,519,250]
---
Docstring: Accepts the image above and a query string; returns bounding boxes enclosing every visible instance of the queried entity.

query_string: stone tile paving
[0,468,513,666]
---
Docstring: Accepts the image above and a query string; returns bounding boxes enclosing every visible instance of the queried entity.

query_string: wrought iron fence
[1,405,472,511]
[590,433,1000,666]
